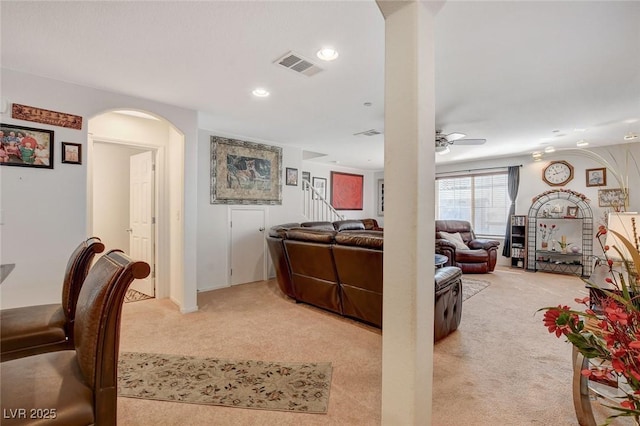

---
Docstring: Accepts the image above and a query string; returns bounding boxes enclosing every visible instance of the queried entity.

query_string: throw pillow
[439,231,469,250]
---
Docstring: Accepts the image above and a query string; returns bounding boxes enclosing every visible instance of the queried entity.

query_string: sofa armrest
[468,239,500,250]
[435,239,456,267]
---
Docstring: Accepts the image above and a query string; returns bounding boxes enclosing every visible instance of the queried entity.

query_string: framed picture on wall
[285,167,298,186]
[598,188,628,209]
[61,142,82,165]
[586,168,606,187]
[210,136,282,205]
[302,171,311,191]
[0,123,53,169]
[312,177,327,200]
[331,171,363,210]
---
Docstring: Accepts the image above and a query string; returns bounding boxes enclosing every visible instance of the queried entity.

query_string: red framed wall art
[331,171,363,210]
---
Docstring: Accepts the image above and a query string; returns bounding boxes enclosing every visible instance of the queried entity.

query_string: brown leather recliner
[1,237,105,362]
[435,220,500,273]
[0,250,150,426]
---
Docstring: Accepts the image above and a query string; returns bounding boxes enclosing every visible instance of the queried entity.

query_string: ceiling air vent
[353,129,382,137]
[275,51,323,77]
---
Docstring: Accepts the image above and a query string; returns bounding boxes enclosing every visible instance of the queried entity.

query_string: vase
[541,241,548,250]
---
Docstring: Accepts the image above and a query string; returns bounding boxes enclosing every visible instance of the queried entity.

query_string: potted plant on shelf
[540,220,640,424]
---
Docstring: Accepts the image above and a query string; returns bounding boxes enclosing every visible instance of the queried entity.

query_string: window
[436,172,509,236]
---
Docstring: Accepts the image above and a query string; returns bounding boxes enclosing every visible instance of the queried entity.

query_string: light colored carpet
[118,352,332,414]
[462,277,490,301]
[117,268,598,425]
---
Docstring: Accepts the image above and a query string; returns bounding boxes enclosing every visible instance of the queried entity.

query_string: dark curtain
[502,166,520,257]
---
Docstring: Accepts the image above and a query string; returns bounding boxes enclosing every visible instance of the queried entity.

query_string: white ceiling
[1,1,639,170]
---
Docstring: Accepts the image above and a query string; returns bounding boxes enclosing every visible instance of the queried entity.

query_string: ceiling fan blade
[452,138,486,145]
[445,132,466,142]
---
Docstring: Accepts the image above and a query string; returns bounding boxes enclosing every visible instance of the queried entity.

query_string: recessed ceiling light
[544,146,556,153]
[624,132,638,141]
[316,48,339,61]
[576,140,589,147]
[252,88,270,97]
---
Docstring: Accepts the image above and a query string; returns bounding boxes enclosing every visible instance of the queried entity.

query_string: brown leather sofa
[267,220,463,340]
[435,220,501,273]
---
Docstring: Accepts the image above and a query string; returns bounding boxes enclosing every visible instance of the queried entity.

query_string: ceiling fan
[435,130,486,154]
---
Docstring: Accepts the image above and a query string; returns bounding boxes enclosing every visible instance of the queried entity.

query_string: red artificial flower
[543,306,576,337]
[575,296,590,305]
[604,303,629,325]
[630,341,640,349]
[613,358,626,373]
[621,399,636,410]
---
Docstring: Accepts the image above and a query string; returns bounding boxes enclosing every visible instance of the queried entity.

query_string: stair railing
[301,179,345,222]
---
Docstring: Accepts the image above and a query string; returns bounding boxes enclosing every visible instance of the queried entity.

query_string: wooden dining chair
[1,237,105,362]
[0,250,150,425]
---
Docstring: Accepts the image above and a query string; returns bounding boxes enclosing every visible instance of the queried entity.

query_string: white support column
[377,1,438,424]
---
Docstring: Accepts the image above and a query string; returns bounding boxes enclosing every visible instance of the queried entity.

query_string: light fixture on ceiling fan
[435,130,486,154]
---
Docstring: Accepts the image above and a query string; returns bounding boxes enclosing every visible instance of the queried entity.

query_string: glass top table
[435,254,448,268]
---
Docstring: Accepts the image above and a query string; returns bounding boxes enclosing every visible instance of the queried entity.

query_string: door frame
[227,206,268,286]
[87,136,165,298]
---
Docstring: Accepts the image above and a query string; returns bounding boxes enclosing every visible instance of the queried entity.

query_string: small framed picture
[312,176,327,200]
[586,168,606,187]
[302,171,311,190]
[566,205,578,218]
[285,167,298,186]
[61,142,82,165]
[598,188,628,209]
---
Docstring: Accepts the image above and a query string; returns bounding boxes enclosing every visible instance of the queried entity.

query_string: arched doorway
[87,109,185,304]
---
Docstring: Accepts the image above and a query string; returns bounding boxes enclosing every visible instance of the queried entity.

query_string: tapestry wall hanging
[331,171,363,210]
[210,136,282,205]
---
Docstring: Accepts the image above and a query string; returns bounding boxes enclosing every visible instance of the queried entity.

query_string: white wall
[0,69,198,311]
[195,129,380,291]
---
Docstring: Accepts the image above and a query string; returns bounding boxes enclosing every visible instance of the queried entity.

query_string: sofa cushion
[335,232,383,250]
[439,231,469,250]
[285,228,337,243]
[333,220,366,231]
[300,221,335,230]
[268,223,300,238]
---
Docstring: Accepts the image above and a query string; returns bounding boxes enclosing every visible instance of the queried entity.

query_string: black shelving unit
[510,215,527,269]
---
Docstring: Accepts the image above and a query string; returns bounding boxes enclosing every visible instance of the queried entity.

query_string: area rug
[124,288,153,303]
[462,278,490,301]
[117,352,332,414]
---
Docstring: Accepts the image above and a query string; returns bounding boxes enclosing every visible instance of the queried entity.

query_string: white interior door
[129,151,155,296]
[230,208,266,285]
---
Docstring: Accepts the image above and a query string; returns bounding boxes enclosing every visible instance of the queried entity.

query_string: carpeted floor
[461,277,490,301]
[118,352,332,413]
[117,267,608,425]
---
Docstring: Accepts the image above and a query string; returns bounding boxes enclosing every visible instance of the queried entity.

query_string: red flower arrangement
[540,221,640,423]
